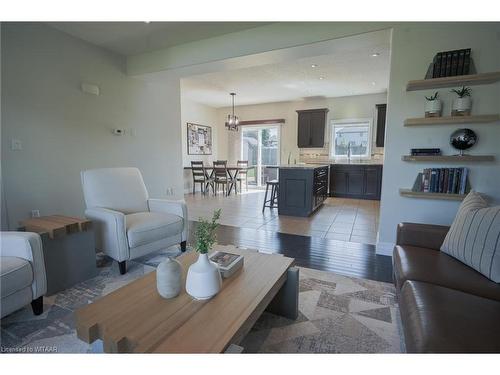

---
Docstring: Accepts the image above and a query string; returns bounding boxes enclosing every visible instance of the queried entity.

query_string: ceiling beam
[126,22,394,76]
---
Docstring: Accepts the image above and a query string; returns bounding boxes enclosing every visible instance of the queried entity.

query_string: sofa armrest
[396,222,450,250]
[85,207,129,262]
[148,199,188,241]
[0,232,47,299]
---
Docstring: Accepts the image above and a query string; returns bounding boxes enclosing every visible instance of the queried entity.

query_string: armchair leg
[180,241,187,252]
[118,261,127,275]
[31,296,43,315]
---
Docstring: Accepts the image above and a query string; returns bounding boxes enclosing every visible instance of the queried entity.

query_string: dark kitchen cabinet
[375,104,387,147]
[330,169,348,195]
[297,108,328,148]
[297,112,311,148]
[329,164,383,200]
[346,169,365,195]
[364,167,382,199]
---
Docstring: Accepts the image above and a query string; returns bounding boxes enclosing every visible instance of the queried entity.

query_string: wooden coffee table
[75,246,297,353]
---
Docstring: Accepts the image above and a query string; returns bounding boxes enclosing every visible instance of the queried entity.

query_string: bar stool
[262,180,279,212]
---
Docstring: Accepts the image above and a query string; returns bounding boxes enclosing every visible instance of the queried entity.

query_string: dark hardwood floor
[188,221,393,283]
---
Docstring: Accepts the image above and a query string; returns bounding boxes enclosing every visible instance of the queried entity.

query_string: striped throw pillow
[441,191,500,282]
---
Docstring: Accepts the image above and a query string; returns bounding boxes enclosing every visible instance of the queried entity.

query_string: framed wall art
[187,123,212,155]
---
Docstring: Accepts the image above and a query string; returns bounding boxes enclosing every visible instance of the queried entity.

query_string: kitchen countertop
[271,164,330,169]
[304,159,384,166]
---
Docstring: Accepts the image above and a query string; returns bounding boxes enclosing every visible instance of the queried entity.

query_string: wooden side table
[19,215,98,296]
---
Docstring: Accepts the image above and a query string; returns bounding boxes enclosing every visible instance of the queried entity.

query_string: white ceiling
[48,22,271,56]
[181,29,391,108]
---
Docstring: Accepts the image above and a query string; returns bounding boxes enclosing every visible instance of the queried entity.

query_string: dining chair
[236,160,249,192]
[213,160,235,196]
[191,161,213,195]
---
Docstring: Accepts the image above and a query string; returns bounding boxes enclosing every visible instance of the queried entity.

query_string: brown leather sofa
[393,222,500,353]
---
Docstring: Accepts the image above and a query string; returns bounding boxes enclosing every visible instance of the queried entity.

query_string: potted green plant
[451,86,472,116]
[185,209,222,300]
[424,92,442,117]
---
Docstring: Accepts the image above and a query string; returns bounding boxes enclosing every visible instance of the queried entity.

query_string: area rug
[0,245,403,354]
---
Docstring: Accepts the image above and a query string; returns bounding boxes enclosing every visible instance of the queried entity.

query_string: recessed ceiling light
[319,77,325,80]
[371,53,380,57]
[311,64,318,68]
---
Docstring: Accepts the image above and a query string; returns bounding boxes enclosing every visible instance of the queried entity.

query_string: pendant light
[226,92,240,131]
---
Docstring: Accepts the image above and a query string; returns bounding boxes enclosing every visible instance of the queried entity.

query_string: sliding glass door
[241,125,280,187]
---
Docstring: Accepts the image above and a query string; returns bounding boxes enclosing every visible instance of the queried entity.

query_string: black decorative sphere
[450,128,477,152]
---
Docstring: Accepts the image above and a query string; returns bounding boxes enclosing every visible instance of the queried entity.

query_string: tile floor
[185,189,380,245]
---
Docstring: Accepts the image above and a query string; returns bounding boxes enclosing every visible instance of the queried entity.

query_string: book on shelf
[445,51,453,77]
[457,50,466,75]
[463,48,471,75]
[432,53,442,78]
[411,148,441,156]
[430,48,471,78]
[417,167,468,194]
[450,50,459,76]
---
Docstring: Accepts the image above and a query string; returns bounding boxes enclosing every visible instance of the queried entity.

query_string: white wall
[215,93,387,164]
[1,23,183,229]
[180,96,218,192]
[377,23,500,254]
[0,24,8,231]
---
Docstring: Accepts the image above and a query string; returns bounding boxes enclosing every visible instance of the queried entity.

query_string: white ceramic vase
[156,257,182,299]
[452,97,472,113]
[425,99,442,116]
[186,253,221,300]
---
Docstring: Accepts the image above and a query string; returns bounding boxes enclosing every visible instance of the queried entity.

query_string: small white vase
[156,257,182,299]
[452,97,472,113]
[185,253,222,300]
[425,99,442,116]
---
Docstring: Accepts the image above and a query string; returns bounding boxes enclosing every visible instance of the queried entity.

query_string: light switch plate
[11,139,22,150]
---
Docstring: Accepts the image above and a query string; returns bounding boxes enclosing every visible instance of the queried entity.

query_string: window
[330,119,371,159]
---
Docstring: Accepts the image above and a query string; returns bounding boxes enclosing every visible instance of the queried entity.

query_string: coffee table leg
[265,267,299,320]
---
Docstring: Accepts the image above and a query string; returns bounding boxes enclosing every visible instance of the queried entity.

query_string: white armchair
[81,167,187,274]
[1,232,47,318]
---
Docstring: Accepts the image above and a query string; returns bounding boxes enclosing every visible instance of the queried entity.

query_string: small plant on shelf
[424,92,442,118]
[451,86,471,98]
[451,86,472,116]
[425,92,439,101]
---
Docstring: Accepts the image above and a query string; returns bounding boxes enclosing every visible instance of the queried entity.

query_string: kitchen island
[276,164,329,217]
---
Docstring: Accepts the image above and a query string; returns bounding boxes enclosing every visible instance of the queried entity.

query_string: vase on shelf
[424,99,442,118]
[451,97,472,116]
[185,253,221,300]
[451,86,472,116]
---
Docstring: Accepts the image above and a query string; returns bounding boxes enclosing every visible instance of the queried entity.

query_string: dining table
[183,164,255,195]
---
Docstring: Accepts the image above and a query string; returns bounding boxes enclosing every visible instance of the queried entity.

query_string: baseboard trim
[376,241,394,256]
